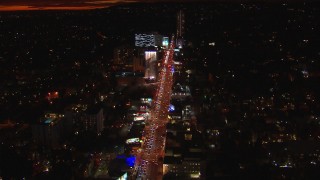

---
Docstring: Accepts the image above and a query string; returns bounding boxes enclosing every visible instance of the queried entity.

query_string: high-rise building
[177,10,185,38]
[82,108,104,134]
[176,10,185,48]
[114,46,134,66]
[113,46,144,72]
[79,106,104,134]
[65,104,104,135]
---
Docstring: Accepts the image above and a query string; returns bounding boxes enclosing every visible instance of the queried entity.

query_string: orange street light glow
[0,0,140,11]
[0,5,105,11]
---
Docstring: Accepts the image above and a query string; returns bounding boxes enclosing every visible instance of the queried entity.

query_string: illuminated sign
[145,51,157,79]
[134,116,145,121]
[162,37,169,48]
[145,51,157,62]
[126,138,141,144]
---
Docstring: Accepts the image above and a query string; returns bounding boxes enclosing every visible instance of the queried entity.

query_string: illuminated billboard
[134,116,145,121]
[162,37,169,48]
[145,51,157,79]
[145,51,157,62]
[126,138,142,144]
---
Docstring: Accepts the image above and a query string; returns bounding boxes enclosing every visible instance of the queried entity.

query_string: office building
[176,10,185,48]
[135,33,163,47]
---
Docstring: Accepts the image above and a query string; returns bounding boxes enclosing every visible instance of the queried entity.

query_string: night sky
[0,0,311,11]
[0,0,186,11]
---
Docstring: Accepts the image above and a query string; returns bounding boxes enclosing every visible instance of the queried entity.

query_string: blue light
[171,66,175,73]
[169,104,175,112]
[116,155,136,167]
[126,156,136,167]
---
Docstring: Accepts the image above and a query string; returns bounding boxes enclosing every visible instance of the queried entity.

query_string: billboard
[145,51,157,79]
[126,138,141,144]
[162,37,169,48]
[145,51,157,62]
[134,116,145,121]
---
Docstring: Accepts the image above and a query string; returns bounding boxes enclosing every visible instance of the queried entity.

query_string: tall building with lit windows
[177,10,185,38]
[65,104,104,135]
[176,10,185,48]
[113,46,145,72]
[114,46,134,66]
[80,106,104,134]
